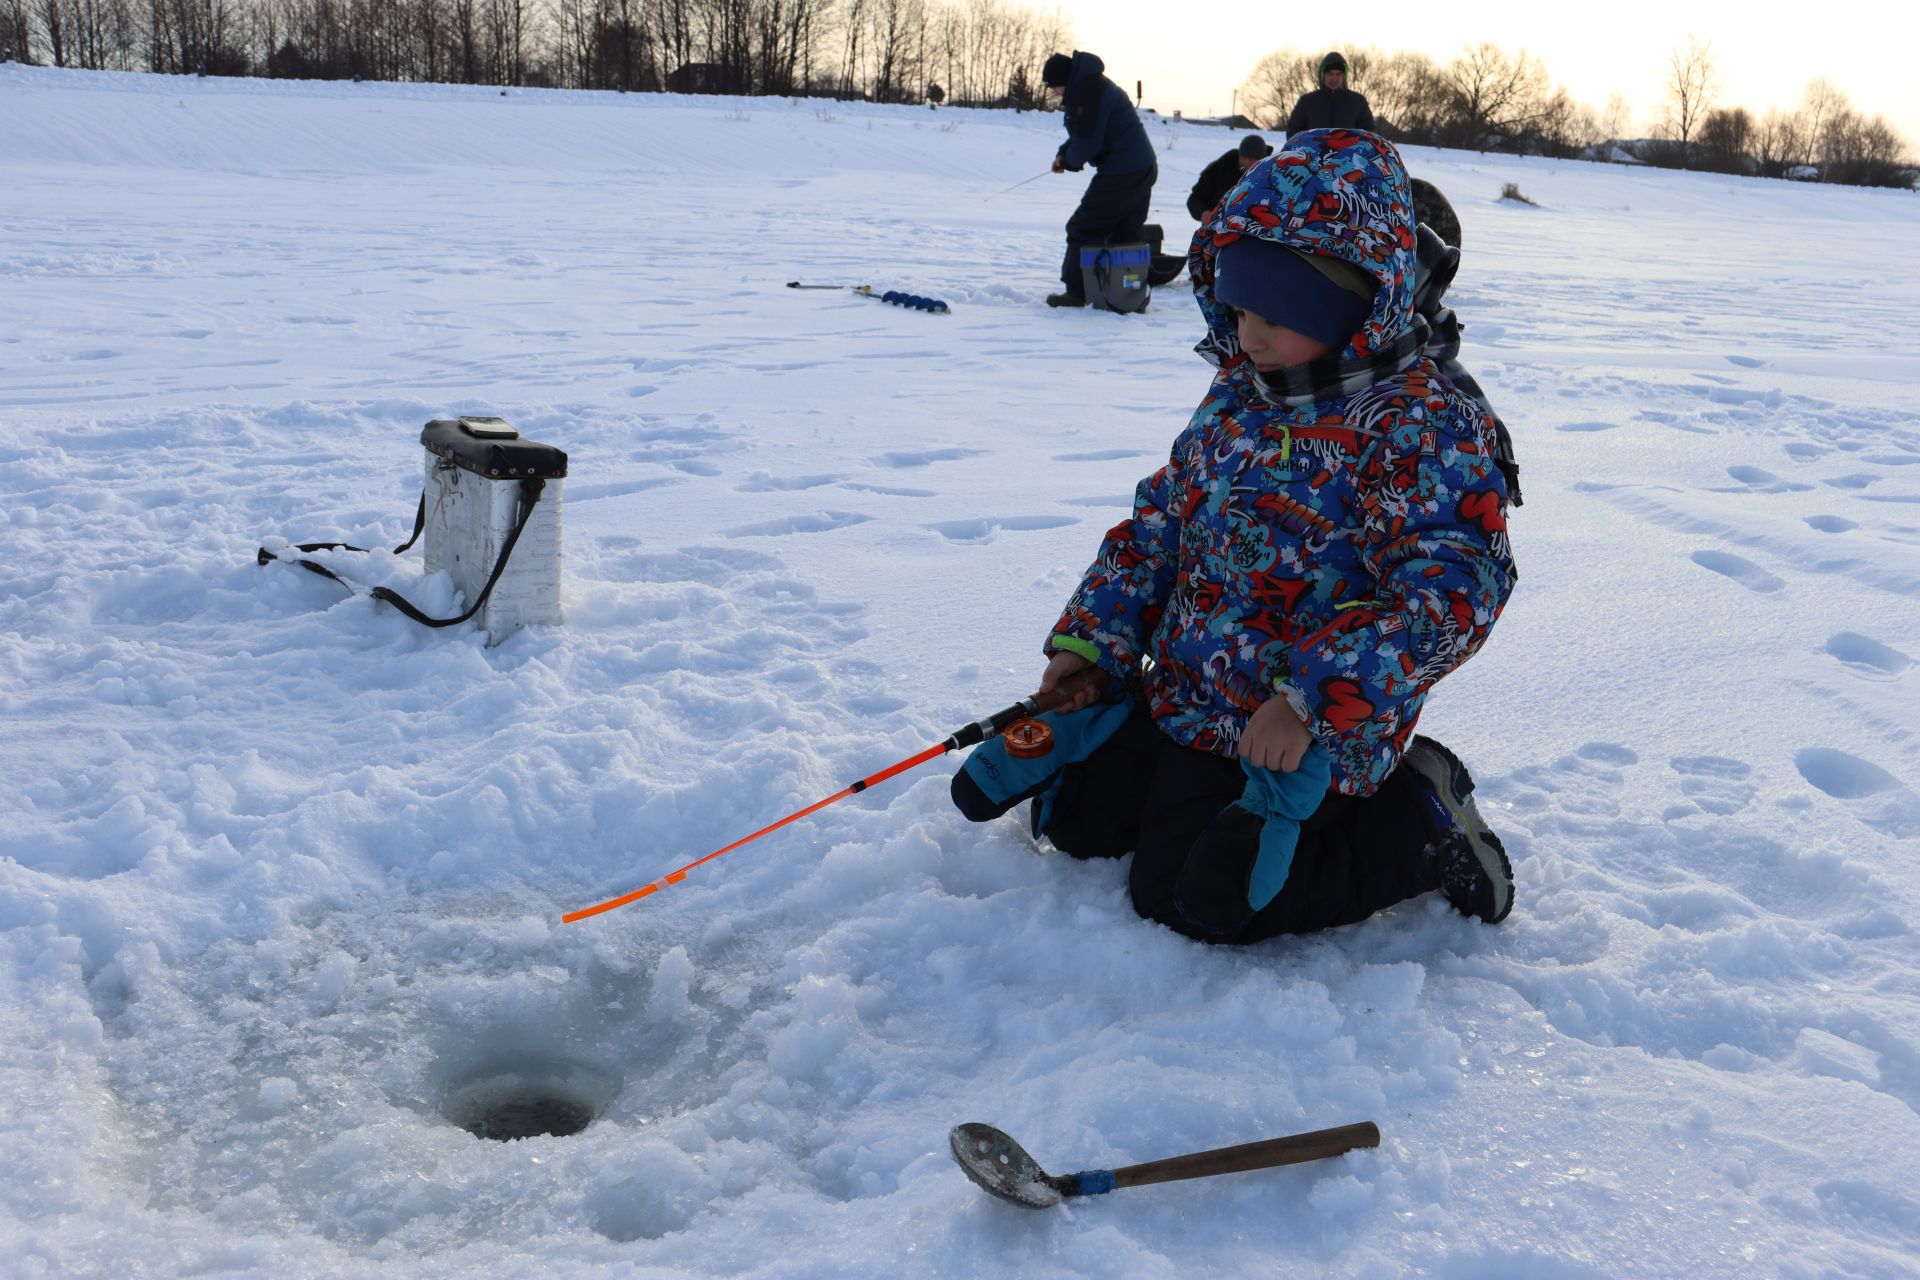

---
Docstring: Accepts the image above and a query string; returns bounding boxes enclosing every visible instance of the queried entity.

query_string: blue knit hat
[1214,237,1376,347]
[1042,53,1073,88]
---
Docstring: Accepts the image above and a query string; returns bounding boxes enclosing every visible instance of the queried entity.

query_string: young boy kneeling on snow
[954,129,1520,944]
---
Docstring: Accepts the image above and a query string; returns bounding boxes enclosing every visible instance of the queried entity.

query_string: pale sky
[1056,0,1920,151]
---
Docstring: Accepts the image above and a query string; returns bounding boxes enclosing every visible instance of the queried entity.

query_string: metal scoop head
[948,1122,1064,1209]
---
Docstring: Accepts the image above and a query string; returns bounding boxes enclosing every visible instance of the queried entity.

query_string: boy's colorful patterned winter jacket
[1049,130,1516,797]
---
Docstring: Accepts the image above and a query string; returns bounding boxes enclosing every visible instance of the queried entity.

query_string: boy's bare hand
[1239,695,1314,772]
[1038,650,1101,711]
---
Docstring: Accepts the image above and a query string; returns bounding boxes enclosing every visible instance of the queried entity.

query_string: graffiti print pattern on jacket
[1051,130,1515,797]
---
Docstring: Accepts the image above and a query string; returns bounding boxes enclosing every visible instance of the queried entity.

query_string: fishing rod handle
[1033,663,1108,712]
[1110,1122,1380,1190]
[943,667,1109,751]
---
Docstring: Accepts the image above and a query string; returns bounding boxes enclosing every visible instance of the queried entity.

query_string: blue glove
[950,698,1133,832]
[1175,743,1331,939]
[1238,744,1332,910]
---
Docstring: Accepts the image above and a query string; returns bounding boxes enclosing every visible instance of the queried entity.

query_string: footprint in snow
[566,476,686,502]
[1556,421,1620,433]
[1576,742,1639,766]
[1724,465,1812,493]
[722,511,873,538]
[1690,550,1784,593]
[1824,633,1912,679]
[1493,740,1636,820]
[838,482,935,497]
[1724,354,1769,368]
[870,447,982,469]
[736,472,843,493]
[1636,409,1715,435]
[1791,750,1920,839]
[1804,515,1857,533]
[925,515,1079,543]
[1667,756,1756,816]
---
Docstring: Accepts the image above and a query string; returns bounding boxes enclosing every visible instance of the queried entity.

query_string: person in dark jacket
[1187,133,1272,221]
[1042,50,1159,308]
[1285,52,1374,137]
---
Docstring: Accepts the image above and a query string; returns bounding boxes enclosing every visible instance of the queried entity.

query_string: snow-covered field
[3,64,1918,1278]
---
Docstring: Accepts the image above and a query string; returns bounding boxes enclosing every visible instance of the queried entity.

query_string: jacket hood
[1191,129,1418,373]
[1068,50,1105,82]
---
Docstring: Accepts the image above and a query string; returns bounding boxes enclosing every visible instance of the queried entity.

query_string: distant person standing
[1283,52,1460,247]
[1187,133,1273,221]
[1042,50,1159,308]
[1286,52,1375,137]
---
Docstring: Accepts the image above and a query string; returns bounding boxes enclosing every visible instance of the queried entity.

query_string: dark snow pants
[1059,162,1158,300]
[1044,712,1441,944]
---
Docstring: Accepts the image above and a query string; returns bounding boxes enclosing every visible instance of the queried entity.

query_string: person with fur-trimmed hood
[1286,52,1375,137]
[1041,50,1158,308]
[954,129,1521,945]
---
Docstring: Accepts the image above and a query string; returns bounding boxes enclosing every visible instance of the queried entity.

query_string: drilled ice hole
[438,1056,622,1142]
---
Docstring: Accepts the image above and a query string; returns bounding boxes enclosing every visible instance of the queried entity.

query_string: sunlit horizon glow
[1048,1,1920,152]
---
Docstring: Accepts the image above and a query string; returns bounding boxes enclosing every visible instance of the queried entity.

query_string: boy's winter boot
[1399,737,1514,923]
[1046,291,1088,308]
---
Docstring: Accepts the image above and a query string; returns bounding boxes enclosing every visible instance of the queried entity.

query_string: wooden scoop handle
[1111,1122,1381,1190]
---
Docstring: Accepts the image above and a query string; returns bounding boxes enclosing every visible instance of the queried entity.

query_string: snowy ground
[3,65,1919,1278]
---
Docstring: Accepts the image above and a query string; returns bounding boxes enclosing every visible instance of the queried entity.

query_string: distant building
[1586,142,1646,165]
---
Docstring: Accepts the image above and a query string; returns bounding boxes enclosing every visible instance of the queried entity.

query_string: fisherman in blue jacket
[1042,51,1159,308]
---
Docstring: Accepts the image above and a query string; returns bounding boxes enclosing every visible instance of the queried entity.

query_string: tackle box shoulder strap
[255,478,545,629]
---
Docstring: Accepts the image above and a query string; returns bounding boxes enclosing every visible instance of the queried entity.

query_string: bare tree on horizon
[1659,34,1719,167]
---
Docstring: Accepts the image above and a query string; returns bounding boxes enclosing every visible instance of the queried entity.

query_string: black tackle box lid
[421,417,568,479]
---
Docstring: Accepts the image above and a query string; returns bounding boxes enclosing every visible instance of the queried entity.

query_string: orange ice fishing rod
[562,667,1105,923]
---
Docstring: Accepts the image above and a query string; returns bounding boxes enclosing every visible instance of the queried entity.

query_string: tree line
[0,0,1066,104]
[5,6,1911,189]
[1240,39,1913,189]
